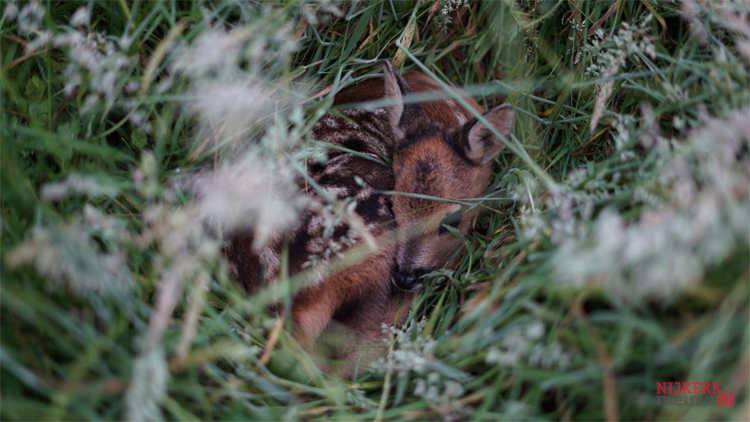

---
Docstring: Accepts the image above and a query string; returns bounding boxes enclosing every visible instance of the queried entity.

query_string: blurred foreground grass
[1,1,748,420]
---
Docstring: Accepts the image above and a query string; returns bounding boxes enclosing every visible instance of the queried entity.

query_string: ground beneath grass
[1,1,748,420]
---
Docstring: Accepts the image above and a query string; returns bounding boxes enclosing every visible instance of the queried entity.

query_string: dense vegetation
[1,0,748,420]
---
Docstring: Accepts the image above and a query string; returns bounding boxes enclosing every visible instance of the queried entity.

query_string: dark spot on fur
[413,158,438,196]
[397,124,441,150]
[333,224,349,239]
[340,138,368,153]
[355,193,385,224]
[287,215,313,275]
[308,161,326,174]
[316,173,355,196]
[332,296,362,322]
[225,231,264,291]
[415,158,434,176]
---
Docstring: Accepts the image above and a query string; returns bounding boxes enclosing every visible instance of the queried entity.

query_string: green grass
[1,0,748,420]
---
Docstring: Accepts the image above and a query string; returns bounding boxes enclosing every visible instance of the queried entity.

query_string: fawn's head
[382,62,514,292]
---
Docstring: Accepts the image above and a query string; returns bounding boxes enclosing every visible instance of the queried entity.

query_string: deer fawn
[226,61,514,375]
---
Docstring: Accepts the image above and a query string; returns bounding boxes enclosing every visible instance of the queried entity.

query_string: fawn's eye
[438,210,461,235]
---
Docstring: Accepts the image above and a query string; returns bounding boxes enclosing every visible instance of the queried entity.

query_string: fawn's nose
[392,268,428,292]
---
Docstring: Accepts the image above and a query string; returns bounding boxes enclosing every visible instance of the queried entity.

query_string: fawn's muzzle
[392,268,428,292]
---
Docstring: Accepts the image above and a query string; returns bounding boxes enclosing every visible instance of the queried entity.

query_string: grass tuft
[1,1,748,420]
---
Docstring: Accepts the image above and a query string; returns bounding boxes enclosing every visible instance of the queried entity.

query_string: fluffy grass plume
[1,1,748,420]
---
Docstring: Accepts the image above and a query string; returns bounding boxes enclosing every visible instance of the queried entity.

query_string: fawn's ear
[382,60,430,140]
[454,104,514,165]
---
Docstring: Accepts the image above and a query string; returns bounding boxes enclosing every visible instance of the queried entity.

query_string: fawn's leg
[291,245,395,361]
[319,288,415,379]
[290,284,339,349]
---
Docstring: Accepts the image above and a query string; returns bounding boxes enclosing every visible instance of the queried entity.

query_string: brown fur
[226,64,513,377]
